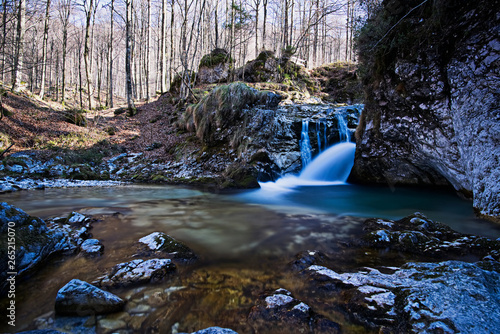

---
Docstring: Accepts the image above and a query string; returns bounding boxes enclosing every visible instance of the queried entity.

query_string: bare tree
[39,0,52,99]
[11,0,26,92]
[125,0,136,114]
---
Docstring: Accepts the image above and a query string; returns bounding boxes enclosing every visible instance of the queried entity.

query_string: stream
[1,177,499,333]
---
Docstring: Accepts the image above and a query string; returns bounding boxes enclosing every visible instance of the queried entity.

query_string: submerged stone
[80,239,104,256]
[94,259,176,288]
[248,288,341,334]
[55,279,125,316]
[180,327,239,334]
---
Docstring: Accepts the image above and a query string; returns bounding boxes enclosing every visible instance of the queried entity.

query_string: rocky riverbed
[2,200,499,334]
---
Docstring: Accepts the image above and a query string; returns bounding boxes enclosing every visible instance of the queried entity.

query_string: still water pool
[1,183,498,333]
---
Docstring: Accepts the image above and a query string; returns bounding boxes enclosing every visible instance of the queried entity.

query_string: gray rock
[138,232,197,261]
[94,259,176,288]
[351,2,500,220]
[80,239,104,256]
[55,279,125,316]
[306,261,500,333]
[181,327,239,334]
[0,202,71,295]
[7,164,24,173]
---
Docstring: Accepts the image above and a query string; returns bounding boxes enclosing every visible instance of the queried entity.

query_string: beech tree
[0,0,377,109]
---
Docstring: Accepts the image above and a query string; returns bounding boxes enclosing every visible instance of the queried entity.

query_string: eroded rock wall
[351,0,500,220]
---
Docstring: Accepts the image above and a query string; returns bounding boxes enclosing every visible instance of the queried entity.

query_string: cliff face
[351,0,500,220]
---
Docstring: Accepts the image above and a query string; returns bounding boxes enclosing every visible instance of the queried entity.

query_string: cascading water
[300,119,312,167]
[336,113,350,142]
[316,121,328,153]
[299,142,356,182]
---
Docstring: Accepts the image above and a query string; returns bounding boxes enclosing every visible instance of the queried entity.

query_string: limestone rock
[94,259,176,288]
[55,279,125,316]
[306,260,500,333]
[352,0,500,220]
[80,239,104,256]
[138,232,197,261]
[0,202,71,295]
[180,327,239,334]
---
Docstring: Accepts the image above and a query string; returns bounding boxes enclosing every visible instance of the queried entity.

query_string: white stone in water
[139,232,166,250]
[265,294,294,308]
[365,291,396,308]
[292,302,310,313]
[81,239,103,255]
[68,212,87,224]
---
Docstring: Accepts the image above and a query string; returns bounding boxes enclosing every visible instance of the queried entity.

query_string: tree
[39,0,52,99]
[11,0,26,92]
[125,0,136,115]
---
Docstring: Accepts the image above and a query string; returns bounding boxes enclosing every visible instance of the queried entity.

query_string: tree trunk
[12,0,26,92]
[109,0,114,107]
[169,0,174,89]
[125,0,136,115]
[262,0,267,49]
[84,0,94,110]
[39,0,51,99]
[145,0,150,101]
[1,0,9,84]
[160,0,167,92]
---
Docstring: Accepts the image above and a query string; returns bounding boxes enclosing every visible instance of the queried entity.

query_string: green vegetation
[357,0,495,85]
[64,108,87,126]
[199,48,232,68]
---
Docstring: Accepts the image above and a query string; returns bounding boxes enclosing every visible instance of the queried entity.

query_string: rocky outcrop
[197,49,232,84]
[0,203,77,295]
[181,82,361,184]
[306,261,500,333]
[352,0,500,220]
[55,279,125,316]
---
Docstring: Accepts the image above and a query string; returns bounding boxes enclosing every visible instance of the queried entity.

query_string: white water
[336,113,350,142]
[260,142,356,191]
[300,119,312,167]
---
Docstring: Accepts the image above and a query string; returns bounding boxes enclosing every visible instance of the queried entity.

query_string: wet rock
[94,259,176,288]
[17,331,66,334]
[248,288,341,334]
[138,232,197,261]
[180,327,239,334]
[80,239,104,256]
[306,260,500,333]
[0,202,73,295]
[67,212,89,224]
[357,213,500,260]
[55,279,125,316]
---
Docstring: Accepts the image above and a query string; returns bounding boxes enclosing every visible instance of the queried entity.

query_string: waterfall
[299,142,355,182]
[316,121,328,153]
[336,113,350,142]
[300,119,312,167]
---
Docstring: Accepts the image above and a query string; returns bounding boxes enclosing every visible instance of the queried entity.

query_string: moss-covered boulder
[169,70,196,95]
[0,202,69,295]
[182,82,279,145]
[198,49,232,84]
[237,50,279,83]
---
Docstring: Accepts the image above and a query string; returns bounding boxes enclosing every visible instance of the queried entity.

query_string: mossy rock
[64,109,87,127]
[169,70,196,95]
[199,48,232,68]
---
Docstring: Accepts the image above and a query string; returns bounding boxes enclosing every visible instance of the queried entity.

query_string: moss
[152,174,167,182]
[199,48,232,68]
[64,108,87,127]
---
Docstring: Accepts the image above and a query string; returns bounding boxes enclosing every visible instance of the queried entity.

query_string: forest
[0,0,379,110]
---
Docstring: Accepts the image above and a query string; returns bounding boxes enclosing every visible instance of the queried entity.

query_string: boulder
[138,232,197,261]
[197,49,232,84]
[80,238,104,256]
[306,260,500,333]
[93,259,176,288]
[357,213,500,261]
[55,279,125,316]
[0,202,71,295]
